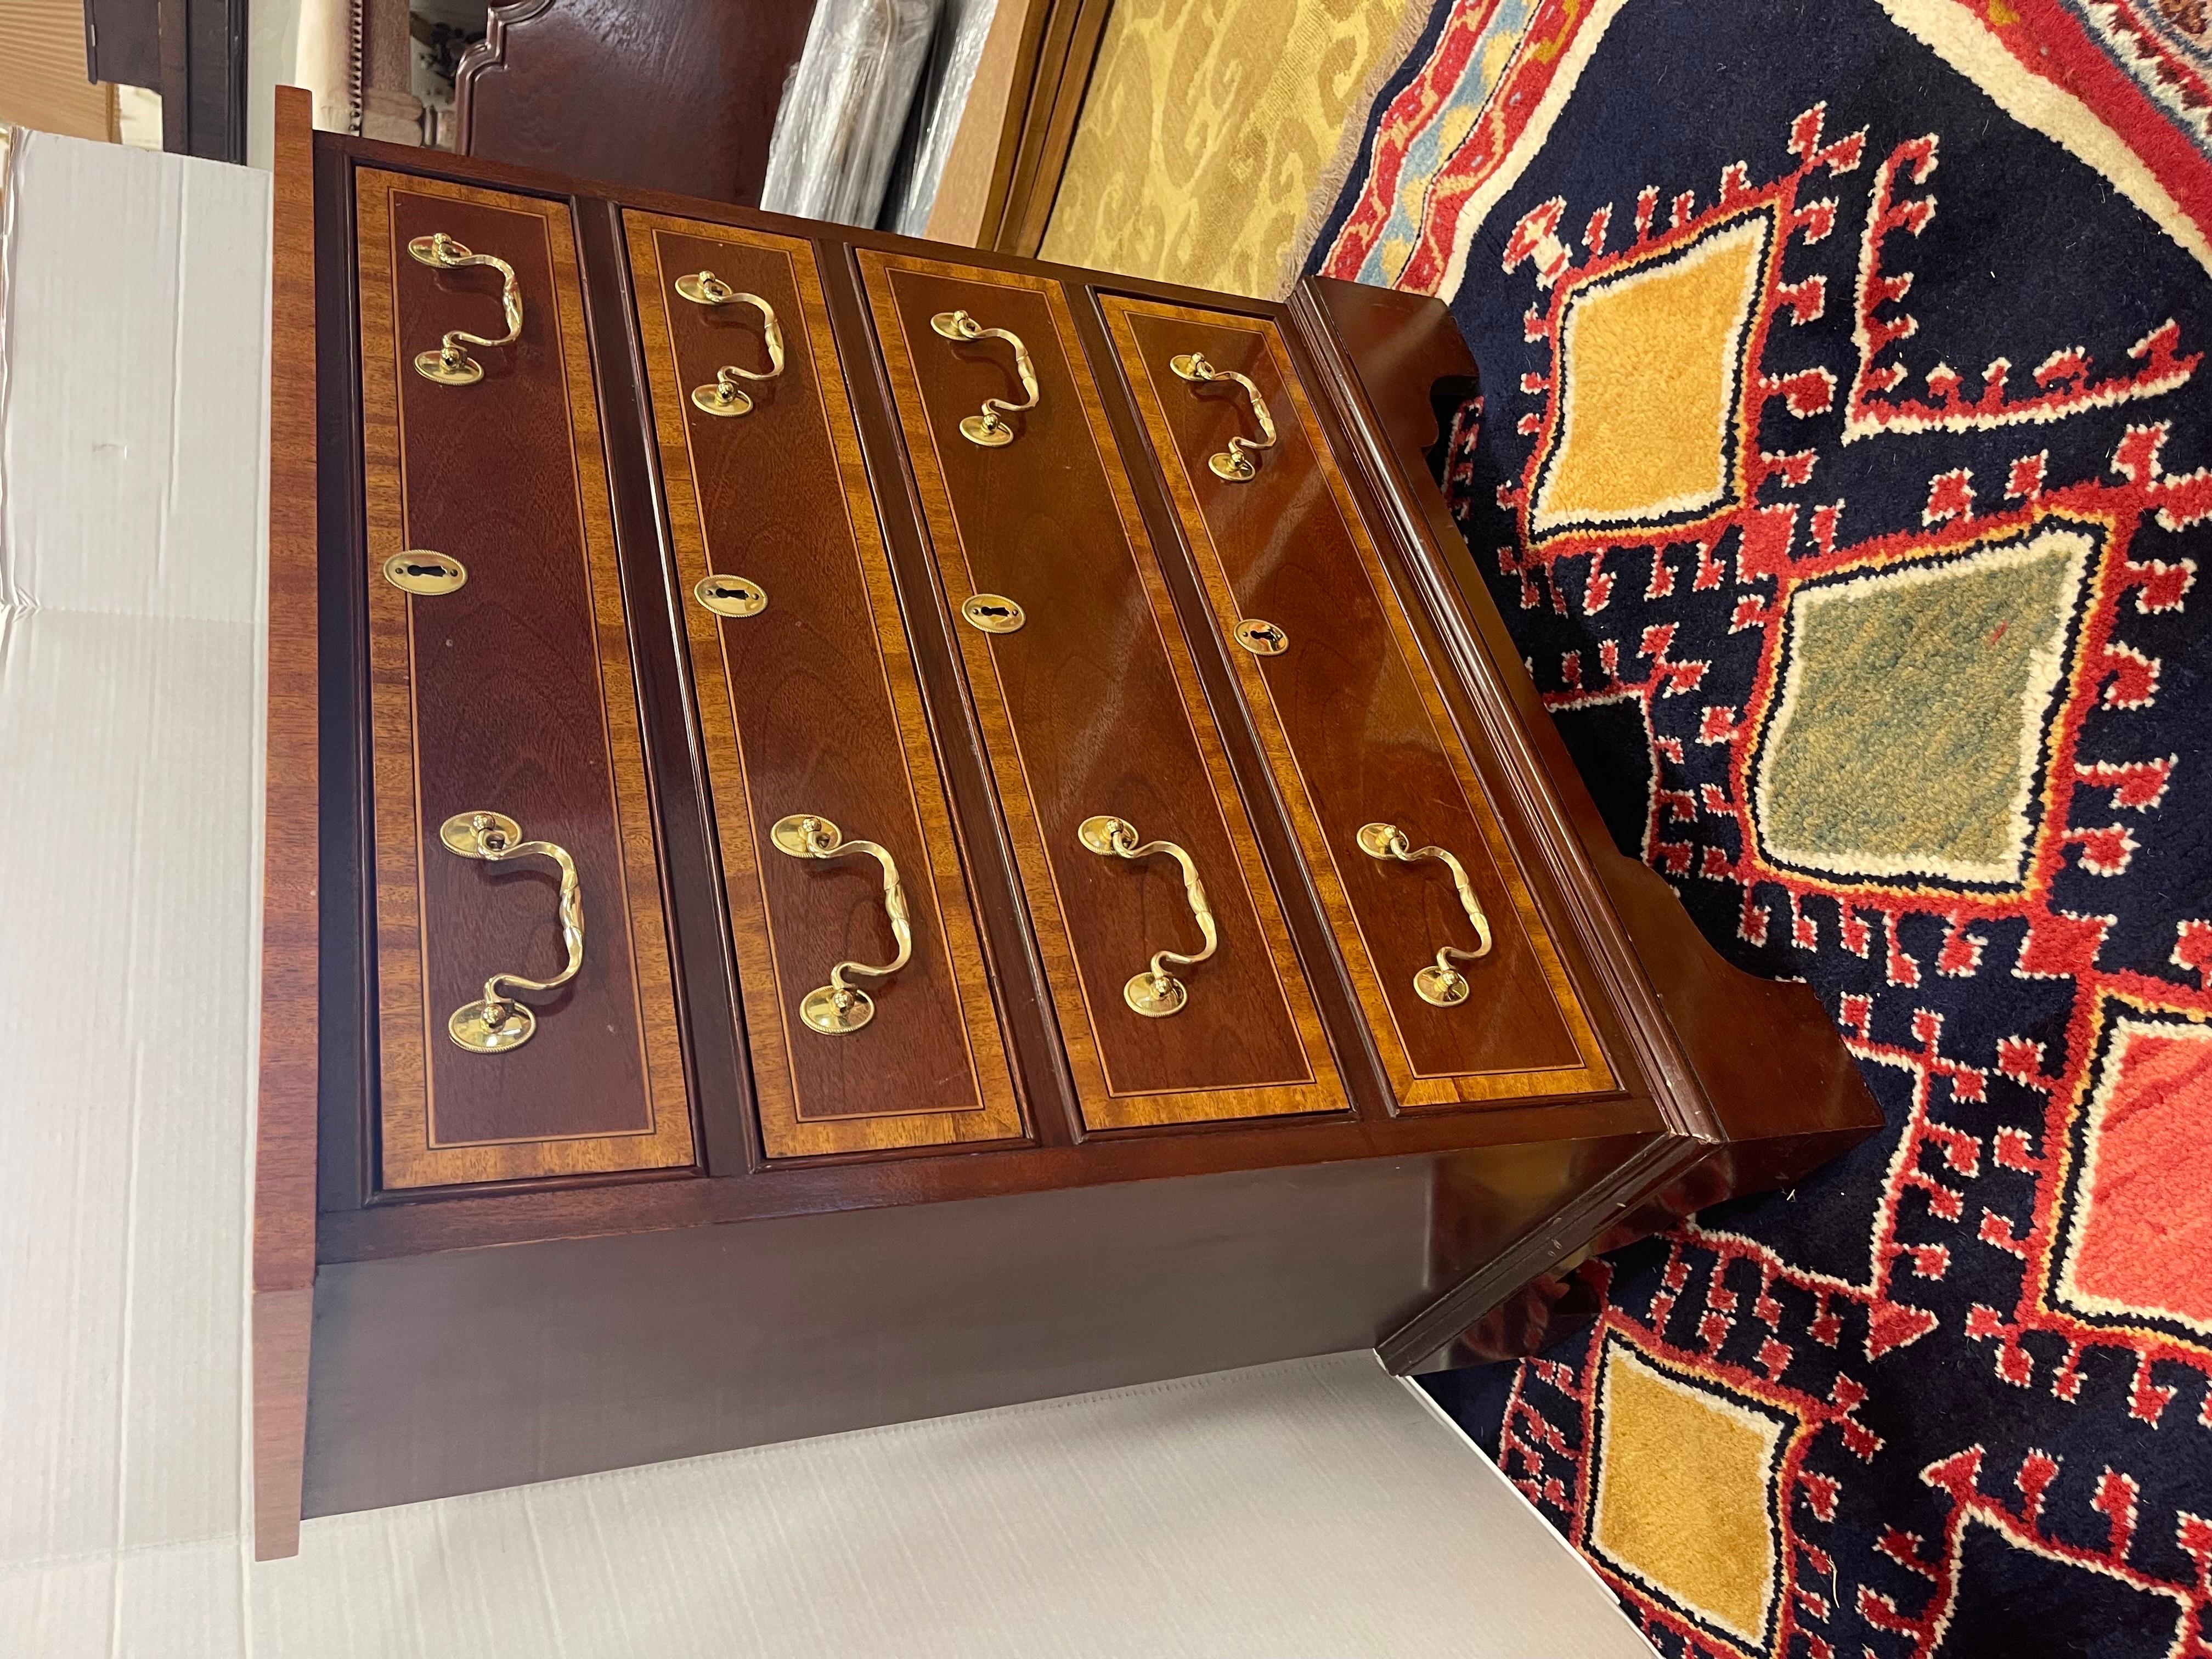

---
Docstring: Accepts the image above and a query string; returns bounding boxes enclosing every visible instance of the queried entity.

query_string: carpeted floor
[1300,2,2212,1654]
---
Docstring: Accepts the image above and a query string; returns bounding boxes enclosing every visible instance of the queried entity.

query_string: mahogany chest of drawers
[251,89,1878,1557]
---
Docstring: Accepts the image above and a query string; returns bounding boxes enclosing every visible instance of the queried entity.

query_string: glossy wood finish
[259,127,1884,1555]
[1102,297,1613,1112]
[625,213,1025,1158]
[356,170,692,1186]
[1290,276,1879,1162]
[856,251,1346,1130]
[455,0,816,206]
[253,85,319,1564]
[305,1158,1437,1517]
[1286,275,1884,1361]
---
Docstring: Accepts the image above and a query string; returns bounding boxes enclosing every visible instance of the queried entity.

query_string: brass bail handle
[675,271,786,417]
[929,309,1040,447]
[770,814,913,1035]
[408,233,524,386]
[1078,814,1219,1018]
[1355,822,1493,1008]
[438,810,586,1051]
[1169,351,1277,481]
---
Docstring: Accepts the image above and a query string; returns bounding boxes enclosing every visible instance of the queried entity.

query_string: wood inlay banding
[858,251,1346,1130]
[356,170,692,1186]
[1102,296,1613,1109]
[626,213,1025,1158]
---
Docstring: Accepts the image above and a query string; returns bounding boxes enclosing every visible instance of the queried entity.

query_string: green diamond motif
[1753,524,2091,888]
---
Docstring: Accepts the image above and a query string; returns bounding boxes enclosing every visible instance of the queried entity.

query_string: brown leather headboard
[454,0,819,204]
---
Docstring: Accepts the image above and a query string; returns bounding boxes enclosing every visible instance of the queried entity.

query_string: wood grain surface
[1102,297,1614,1110]
[292,136,1869,1352]
[1289,275,1883,1169]
[625,213,1026,1157]
[253,83,319,1565]
[355,170,692,1186]
[857,251,1346,1130]
[455,0,817,206]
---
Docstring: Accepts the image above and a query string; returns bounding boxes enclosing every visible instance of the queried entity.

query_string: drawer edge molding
[624,212,1026,1158]
[357,169,695,1188]
[1099,295,1615,1110]
[858,251,1349,1131]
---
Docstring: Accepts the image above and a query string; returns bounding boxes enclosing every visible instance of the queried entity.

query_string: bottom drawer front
[356,170,692,1187]
[860,252,1346,1130]
[1102,296,1612,1110]
[627,212,1024,1158]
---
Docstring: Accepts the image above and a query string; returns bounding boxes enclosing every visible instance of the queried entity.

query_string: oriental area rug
[1305,1,2212,1653]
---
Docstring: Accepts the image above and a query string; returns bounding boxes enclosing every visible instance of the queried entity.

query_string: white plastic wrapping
[888,0,1001,237]
[759,0,942,228]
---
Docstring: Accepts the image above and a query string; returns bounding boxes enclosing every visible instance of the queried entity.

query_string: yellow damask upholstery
[1040,0,1425,297]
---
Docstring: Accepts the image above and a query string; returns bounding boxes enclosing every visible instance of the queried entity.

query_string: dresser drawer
[624,214,1025,1158]
[858,253,1345,1130]
[267,115,1886,1558]
[1101,298,1612,1110]
[354,171,692,1187]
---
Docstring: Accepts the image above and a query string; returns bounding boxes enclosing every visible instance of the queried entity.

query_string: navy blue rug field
[1310,1,2212,1652]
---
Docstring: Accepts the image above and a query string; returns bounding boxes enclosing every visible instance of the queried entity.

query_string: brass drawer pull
[1079,815,1218,1018]
[1356,822,1493,1007]
[771,814,912,1035]
[930,309,1040,447]
[439,810,585,1051]
[675,272,786,417]
[408,233,523,386]
[1170,351,1277,481]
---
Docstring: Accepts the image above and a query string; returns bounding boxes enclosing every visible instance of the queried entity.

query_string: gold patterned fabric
[1040,0,1424,297]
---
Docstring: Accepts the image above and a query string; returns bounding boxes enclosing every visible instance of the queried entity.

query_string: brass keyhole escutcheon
[961,594,1025,634]
[383,550,469,596]
[695,574,768,618]
[1234,618,1288,656]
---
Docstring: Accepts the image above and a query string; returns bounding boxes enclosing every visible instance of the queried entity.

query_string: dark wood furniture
[453,0,817,205]
[80,0,245,159]
[253,87,1880,1560]
[83,0,159,92]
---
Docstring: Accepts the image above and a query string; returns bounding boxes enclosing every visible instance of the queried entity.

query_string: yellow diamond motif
[1587,1336,1789,1648]
[1531,210,1771,537]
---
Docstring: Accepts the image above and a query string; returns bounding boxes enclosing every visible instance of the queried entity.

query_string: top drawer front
[858,252,1344,1130]
[356,171,692,1187]
[624,213,1024,1158]
[1101,297,1611,1109]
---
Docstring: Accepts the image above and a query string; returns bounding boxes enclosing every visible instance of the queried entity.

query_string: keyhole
[1234,617,1289,656]
[383,550,469,595]
[693,573,768,617]
[961,594,1026,634]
